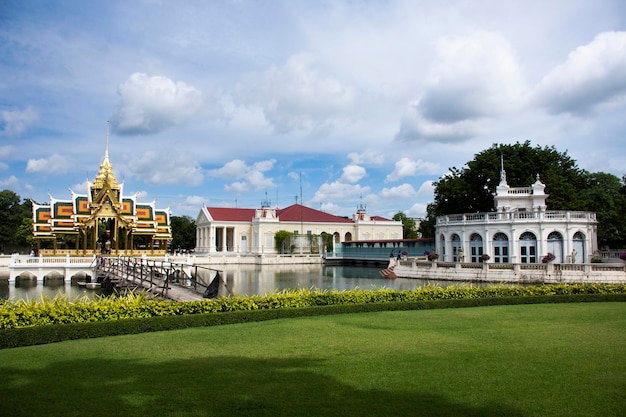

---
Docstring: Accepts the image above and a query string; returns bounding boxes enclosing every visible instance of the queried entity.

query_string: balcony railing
[437,210,596,225]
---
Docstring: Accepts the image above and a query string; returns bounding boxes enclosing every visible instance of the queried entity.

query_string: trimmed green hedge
[1,284,625,349]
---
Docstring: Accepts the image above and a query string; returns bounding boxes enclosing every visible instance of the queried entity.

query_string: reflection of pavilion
[31,131,172,256]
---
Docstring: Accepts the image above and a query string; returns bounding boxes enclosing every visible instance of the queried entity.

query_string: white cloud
[311,181,370,204]
[386,157,440,181]
[26,154,69,173]
[234,52,360,135]
[0,175,19,188]
[111,73,216,134]
[340,164,366,183]
[347,150,385,165]
[396,31,526,143]
[406,202,428,218]
[415,180,435,197]
[209,158,276,192]
[533,31,626,115]
[380,183,417,199]
[123,150,204,186]
[0,107,38,137]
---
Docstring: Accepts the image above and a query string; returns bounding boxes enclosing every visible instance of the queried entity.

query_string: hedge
[1,284,625,349]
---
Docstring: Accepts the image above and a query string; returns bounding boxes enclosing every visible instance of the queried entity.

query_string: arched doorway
[470,233,483,263]
[492,232,509,263]
[451,234,461,262]
[572,232,585,263]
[519,232,537,263]
[547,231,564,263]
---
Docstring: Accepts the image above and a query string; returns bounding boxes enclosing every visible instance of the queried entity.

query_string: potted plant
[481,254,490,262]
[619,252,626,262]
[427,252,439,261]
[542,252,555,263]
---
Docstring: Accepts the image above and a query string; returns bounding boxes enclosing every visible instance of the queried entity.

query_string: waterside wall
[394,259,626,284]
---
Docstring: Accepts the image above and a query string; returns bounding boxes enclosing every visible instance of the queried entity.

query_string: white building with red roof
[195,202,402,255]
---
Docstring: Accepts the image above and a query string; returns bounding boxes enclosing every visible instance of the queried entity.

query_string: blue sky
[1,0,625,219]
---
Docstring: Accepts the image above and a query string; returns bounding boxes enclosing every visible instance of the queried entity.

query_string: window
[470,233,483,263]
[492,232,509,263]
[519,232,537,263]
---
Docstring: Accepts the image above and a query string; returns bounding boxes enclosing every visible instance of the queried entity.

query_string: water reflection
[1,264,489,301]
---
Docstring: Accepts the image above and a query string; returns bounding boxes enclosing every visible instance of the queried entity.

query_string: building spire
[104,120,110,164]
[499,153,507,185]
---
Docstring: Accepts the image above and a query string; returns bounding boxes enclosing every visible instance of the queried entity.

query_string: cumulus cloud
[380,183,417,199]
[347,150,385,165]
[533,31,626,115]
[386,157,440,181]
[0,175,19,188]
[26,154,69,173]
[311,181,370,204]
[234,52,359,135]
[406,202,428,218]
[174,195,210,216]
[340,164,366,183]
[396,31,526,142]
[111,73,215,134]
[123,150,204,186]
[208,158,276,192]
[0,106,38,137]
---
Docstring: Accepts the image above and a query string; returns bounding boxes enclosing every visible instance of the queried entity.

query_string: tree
[274,230,294,254]
[170,215,196,251]
[392,211,419,239]
[426,142,626,247]
[0,190,32,253]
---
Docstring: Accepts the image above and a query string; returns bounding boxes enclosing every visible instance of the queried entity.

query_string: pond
[0,264,486,301]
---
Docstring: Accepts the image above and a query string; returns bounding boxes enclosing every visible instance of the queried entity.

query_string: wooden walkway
[96,257,205,301]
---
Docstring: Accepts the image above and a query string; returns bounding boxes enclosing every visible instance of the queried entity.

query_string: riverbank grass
[0,302,624,417]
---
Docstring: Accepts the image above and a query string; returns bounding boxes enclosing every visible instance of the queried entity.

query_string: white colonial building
[195,202,402,255]
[435,164,598,264]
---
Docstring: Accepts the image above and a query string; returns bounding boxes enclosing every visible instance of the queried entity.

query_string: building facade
[435,164,597,264]
[31,138,172,256]
[195,202,402,255]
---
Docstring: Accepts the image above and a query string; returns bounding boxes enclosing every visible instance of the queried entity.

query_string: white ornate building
[435,163,598,264]
[195,202,402,255]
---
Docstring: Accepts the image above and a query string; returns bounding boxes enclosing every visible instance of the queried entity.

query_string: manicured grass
[0,302,624,417]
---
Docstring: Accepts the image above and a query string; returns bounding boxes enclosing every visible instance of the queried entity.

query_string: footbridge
[96,257,226,302]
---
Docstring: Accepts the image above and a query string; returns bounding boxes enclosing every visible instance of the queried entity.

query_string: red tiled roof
[204,204,354,223]
[277,204,354,223]
[371,215,392,221]
[204,207,256,222]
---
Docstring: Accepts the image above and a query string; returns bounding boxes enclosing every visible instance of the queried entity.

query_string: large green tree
[422,141,626,247]
[392,211,419,239]
[170,215,196,252]
[0,190,33,253]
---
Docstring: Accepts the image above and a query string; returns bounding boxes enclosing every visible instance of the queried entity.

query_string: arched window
[572,232,585,263]
[333,232,340,244]
[546,231,564,263]
[470,233,483,263]
[519,232,537,263]
[492,232,509,263]
[344,232,352,242]
[451,234,461,262]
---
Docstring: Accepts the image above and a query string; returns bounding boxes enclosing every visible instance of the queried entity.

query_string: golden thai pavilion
[31,136,172,256]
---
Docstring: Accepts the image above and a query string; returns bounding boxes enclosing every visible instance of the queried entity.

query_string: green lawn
[0,302,624,417]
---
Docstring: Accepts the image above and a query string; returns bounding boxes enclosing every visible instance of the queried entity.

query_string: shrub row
[1,292,625,349]
[2,283,626,331]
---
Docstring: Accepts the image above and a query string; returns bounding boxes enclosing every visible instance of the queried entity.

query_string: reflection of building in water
[435,158,597,264]
[196,200,402,255]
[31,129,172,255]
